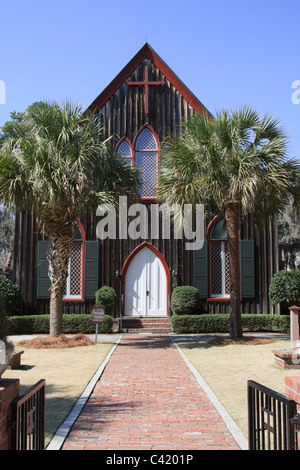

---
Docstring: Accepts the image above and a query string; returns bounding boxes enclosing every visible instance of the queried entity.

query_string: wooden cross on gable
[128,65,165,114]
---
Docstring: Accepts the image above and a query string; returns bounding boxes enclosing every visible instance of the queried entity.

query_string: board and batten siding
[11,54,280,316]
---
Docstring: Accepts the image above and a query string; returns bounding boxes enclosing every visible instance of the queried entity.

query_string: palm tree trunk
[224,202,243,338]
[48,230,73,337]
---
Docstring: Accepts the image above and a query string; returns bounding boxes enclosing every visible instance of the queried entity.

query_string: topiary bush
[0,275,22,316]
[95,286,117,316]
[269,269,300,310]
[171,286,201,315]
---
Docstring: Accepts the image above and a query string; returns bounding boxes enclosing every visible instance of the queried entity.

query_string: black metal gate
[248,380,299,450]
[10,379,46,450]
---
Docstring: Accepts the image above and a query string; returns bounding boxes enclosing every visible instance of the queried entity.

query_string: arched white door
[125,247,167,316]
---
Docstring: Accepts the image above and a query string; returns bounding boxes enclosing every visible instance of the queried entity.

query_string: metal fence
[10,379,46,450]
[248,380,298,450]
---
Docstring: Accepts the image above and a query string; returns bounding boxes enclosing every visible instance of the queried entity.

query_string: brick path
[62,335,241,450]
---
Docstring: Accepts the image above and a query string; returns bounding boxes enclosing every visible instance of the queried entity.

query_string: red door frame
[121,242,170,317]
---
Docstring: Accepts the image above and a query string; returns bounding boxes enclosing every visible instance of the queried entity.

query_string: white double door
[125,247,167,317]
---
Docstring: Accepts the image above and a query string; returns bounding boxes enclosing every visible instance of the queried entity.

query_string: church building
[12,44,279,327]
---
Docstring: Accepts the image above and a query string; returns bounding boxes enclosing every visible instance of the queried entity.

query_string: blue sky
[0,0,299,158]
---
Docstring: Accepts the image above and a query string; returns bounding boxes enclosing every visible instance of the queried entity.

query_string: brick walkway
[62,334,241,450]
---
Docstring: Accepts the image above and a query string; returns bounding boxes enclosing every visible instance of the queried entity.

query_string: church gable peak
[87,43,211,117]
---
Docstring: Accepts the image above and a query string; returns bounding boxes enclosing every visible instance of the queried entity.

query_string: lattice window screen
[64,242,82,297]
[135,128,157,150]
[134,129,158,198]
[224,243,230,295]
[210,242,230,296]
[117,140,132,166]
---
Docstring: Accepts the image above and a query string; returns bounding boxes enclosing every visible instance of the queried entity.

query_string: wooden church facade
[12,44,279,319]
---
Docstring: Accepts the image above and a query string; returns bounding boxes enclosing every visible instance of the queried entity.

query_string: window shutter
[37,241,51,299]
[193,241,208,298]
[84,241,99,299]
[240,240,255,298]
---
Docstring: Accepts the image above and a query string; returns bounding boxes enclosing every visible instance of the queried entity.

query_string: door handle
[146,290,149,296]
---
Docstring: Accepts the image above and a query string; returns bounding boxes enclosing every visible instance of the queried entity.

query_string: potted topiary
[0,294,14,378]
[95,286,117,316]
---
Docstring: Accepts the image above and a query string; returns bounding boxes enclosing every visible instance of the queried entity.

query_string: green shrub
[0,275,22,316]
[95,286,117,316]
[62,314,113,334]
[171,286,201,315]
[0,295,8,339]
[170,314,290,334]
[269,269,300,309]
[8,314,113,335]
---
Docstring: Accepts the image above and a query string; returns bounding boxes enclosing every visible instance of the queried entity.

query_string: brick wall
[285,376,300,449]
[0,378,19,450]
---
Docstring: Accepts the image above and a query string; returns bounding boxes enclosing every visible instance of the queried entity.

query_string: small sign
[91,306,105,324]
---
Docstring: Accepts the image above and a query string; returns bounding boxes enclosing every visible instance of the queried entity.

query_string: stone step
[120,317,172,333]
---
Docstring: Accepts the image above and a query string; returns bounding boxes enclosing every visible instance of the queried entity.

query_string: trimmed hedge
[7,313,291,335]
[8,314,113,335]
[170,314,291,334]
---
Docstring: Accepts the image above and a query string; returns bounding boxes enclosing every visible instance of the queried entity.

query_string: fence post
[0,379,19,450]
[289,306,300,349]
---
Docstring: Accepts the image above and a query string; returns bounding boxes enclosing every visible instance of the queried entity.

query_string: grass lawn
[3,336,115,447]
[177,336,300,440]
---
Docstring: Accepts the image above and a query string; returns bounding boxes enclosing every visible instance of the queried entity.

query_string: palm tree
[159,107,300,338]
[0,101,138,337]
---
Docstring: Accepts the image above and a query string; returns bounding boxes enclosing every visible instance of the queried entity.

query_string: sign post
[91,306,105,343]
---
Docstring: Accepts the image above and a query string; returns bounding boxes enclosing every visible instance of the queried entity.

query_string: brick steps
[120,317,171,333]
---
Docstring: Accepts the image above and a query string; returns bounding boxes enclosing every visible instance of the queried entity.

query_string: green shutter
[37,241,51,299]
[240,240,255,298]
[193,241,208,298]
[84,241,99,299]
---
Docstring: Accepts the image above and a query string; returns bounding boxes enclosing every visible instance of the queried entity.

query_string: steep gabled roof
[86,43,212,117]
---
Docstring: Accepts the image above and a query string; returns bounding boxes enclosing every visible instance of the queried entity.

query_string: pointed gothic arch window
[116,138,133,166]
[134,126,159,199]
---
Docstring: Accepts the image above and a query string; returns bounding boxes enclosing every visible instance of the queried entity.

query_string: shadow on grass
[177,341,222,351]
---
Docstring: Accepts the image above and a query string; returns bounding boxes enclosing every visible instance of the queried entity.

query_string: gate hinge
[290,413,300,429]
